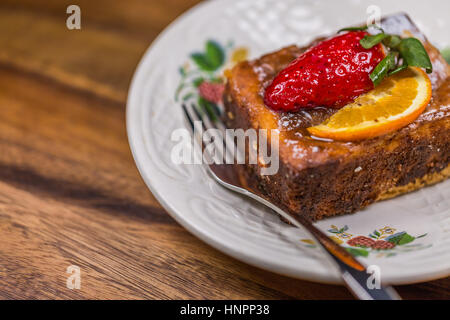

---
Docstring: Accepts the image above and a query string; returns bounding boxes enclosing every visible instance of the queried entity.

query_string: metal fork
[182,102,401,300]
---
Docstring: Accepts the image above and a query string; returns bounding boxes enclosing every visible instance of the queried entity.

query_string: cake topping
[264,31,385,112]
[264,27,433,113]
[307,67,432,141]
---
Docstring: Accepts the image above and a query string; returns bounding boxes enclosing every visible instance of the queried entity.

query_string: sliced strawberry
[264,31,385,112]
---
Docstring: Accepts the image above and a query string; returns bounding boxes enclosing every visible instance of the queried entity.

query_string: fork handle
[303,220,400,300]
[332,255,401,300]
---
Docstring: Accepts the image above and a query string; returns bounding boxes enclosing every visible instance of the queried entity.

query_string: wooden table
[0,0,448,300]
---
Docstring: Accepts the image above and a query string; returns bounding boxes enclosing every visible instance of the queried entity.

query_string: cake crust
[223,14,450,221]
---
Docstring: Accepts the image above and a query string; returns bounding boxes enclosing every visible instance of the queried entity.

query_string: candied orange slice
[307,67,432,141]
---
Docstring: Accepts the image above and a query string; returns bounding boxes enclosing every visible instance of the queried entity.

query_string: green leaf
[346,247,369,258]
[441,48,450,64]
[416,233,427,239]
[337,24,383,33]
[210,77,224,84]
[182,92,194,102]
[206,40,225,71]
[193,77,205,88]
[386,232,406,244]
[397,38,433,73]
[175,82,186,101]
[191,53,215,71]
[388,64,408,77]
[386,253,397,258]
[398,233,415,245]
[370,52,397,86]
[190,41,225,72]
[382,35,402,49]
[338,26,368,33]
[360,33,388,49]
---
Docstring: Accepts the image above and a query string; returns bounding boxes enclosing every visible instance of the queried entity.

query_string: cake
[223,14,450,221]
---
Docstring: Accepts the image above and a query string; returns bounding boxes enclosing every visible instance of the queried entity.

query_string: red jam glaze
[264,31,385,112]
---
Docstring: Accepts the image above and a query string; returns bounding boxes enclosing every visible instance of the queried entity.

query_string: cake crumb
[354,166,362,173]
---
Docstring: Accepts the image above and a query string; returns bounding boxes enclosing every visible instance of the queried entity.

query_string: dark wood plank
[0,0,447,300]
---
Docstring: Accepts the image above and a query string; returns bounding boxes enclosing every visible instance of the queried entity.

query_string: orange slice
[307,67,432,141]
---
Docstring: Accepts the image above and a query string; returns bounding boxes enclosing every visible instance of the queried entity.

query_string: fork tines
[183,102,236,165]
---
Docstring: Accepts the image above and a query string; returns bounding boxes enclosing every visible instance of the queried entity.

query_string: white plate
[127,0,450,284]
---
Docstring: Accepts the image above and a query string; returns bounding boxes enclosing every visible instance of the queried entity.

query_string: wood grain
[0,0,448,300]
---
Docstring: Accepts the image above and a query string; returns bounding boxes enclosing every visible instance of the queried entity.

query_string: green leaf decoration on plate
[190,40,225,72]
[385,232,416,245]
[346,247,369,258]
[193,77,205,88]
[325,226,430,258]
[397,233,415,245]
[176,39,244,117]
[416,233,427,239]
[191,53,214,71]
[182,92,194,102]
[385,232,405,244]
[206,40,225,70]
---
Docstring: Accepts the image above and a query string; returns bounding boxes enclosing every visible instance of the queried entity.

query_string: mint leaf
[398,38,433,73]
[382,35,402,49]
[338,24,384,34]
[388,65,408,77]
[370,52,396,86]
[360,33,388,49]
[338,26,368,33]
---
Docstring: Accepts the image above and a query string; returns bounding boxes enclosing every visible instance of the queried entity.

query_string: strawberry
[264,31,385,112]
